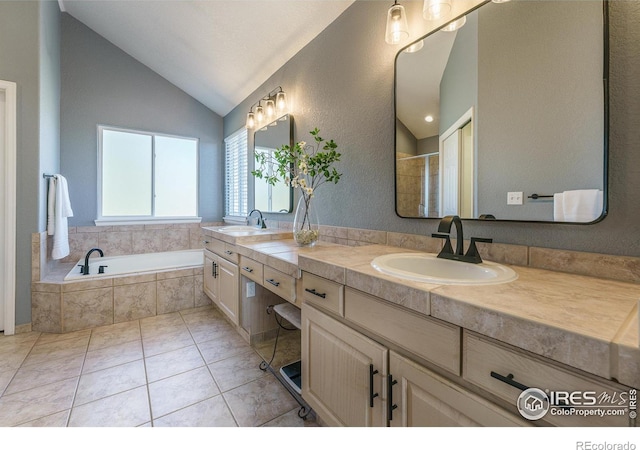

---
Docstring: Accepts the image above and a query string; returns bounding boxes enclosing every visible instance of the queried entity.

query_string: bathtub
[64,249,204,281]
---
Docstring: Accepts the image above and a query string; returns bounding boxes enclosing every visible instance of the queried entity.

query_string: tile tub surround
[0,306,313,427]
[32,267,208,333]
[296,244,640,389]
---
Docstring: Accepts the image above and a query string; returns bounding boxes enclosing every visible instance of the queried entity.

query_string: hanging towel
[562,189,603,223]
[553,193,564,221]
[48,174,74,260]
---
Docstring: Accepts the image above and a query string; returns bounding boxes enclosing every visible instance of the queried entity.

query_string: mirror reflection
[254,114,293,213]
[395,0,606,222]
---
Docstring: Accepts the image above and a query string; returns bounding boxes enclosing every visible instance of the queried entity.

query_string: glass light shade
[276,91,287,114]
[423,0,451,20]
[492,0,511,3]
[385,3,409,45]
[441,16,466,32]
[265,99,275,119]
[255,104,264,123]
[404,40,424,53]
[246,111,255,129]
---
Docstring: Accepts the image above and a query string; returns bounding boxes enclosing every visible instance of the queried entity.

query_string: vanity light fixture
[245,87,288,130]
[423,0,452,21]
[441,16,466,32]
[492,0,511,3]
[404,40,424,53]
[385,0,410,45]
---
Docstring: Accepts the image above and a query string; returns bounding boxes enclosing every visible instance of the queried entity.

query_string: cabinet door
[217,257,239,325]
[389,351,526,427]
[203,252,219,303]
[302,304,387,427]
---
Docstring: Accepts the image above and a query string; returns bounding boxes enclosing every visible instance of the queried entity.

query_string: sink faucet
[80,248,104,275]
[247,209,267,229]
[432,215,492,264]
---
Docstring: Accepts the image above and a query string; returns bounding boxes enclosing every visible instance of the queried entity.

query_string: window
[224,127,248,219]
[97,126,199,224]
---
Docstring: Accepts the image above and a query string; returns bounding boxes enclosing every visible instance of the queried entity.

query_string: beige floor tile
[140,312,185,338]
[208,351,267,392]
[22,335,90,367]
[35,329,90,346]
[254,330,301,369]
[5,353,85,395]
[179,305,220,319]
[142,327,195,357]
[82,339,143,374]
[186,319,236,344]
[68,386,150,427]
[261,408,317,427]
[223,376,298,427]
[75,359,146,406]
[88,319,141,351]
[0,377,77,427]
[18,410,70,427]
[197,330,252,364]
[145,344,205,383]
[148,366,220,418]
[0,369,16,395]
[0,331,40,351]
[153,395,237,427]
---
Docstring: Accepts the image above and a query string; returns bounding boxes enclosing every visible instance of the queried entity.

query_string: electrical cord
[259,304,297,370]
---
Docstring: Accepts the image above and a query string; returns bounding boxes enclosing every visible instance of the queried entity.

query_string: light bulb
[385,2,409,45]
[276,91,287,114]
[246,112,255,129]
[255,104,264,123]
[423,0,451,20]
[425,115,434,123]
[265,99,275,119]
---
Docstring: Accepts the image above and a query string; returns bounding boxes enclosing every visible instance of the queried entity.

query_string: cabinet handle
[242,266,254,273]
[203,240,210,244]
[369,364,379,408]
[212,261,218,279]
[388,374,398,420]
[304,288,326,298]
[490,371,529,392]
[266,279,280,287]
[225,250,233,255]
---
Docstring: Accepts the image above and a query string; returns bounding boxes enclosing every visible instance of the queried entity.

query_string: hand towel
[47,177,56,235]
[562,189,603,223]
[553,193,564,221]
[50,174,74,260]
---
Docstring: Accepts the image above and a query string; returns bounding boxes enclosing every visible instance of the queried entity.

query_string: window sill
[94,217,202,226]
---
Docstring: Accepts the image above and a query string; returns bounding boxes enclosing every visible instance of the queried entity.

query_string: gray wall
[417,135,439,156]
[396,119,417,156]
[225,0,640,257]
[0,1,60,326]
[60,14,223,227]
[476,1,603,220]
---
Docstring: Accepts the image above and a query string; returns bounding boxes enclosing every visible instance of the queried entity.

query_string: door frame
[1,80,17,335]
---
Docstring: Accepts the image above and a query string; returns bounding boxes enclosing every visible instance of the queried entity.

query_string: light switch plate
[507,191,523,205]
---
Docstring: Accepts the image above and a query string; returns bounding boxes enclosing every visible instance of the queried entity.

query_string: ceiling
[59,0,355,117]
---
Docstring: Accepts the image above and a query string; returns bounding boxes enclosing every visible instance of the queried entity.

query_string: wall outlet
[507,191,524,205]
[246,281,256,298]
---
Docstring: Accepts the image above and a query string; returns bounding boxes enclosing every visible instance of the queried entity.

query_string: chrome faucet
[80,248,104,275]
[247,209,267,229]
[432,215,492,264]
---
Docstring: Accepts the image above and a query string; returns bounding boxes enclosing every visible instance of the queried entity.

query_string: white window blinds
[224,127,248,217]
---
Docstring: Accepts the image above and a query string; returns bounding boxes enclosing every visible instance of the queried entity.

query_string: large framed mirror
[394,0,608,223]
[254,114,294,213]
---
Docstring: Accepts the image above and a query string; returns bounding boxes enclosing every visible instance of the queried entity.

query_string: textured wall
[225,1,640,257]
[60,14,224,226]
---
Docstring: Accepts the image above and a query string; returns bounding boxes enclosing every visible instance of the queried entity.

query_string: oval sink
[217,225,265,232]
[371,253,518,285]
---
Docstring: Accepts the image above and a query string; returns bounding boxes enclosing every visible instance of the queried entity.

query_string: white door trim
[1,80,17,335]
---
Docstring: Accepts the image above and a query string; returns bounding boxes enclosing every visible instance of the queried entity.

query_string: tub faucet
[431,215,493,264]
[247,209,267,229]
[81,248,104,275]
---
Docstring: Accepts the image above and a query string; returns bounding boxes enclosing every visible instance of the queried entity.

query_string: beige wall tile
[157,268,195,280]
[31,292,62,333]
[346,228,387,245]
[163,228,190,251]
[157,276,195,314]
[194,274,210,308]
[67,233,100,263]
[99,232,133,256]
[387,232,443,253]
[63,288,113,333]
[63,278,113,293]
[114,282,157,323]
[32,282,62,293]
[112,273,156,286]
[477,242,528,266]
[132,230,163,254]
[189,228,205,249]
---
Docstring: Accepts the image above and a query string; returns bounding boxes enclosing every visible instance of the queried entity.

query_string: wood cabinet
[203,251,218,304]
[203,246,239,326]
[302,304,387,426]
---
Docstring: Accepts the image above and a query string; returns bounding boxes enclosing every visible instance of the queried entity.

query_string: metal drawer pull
[266,279,280,287]
[225,250,233,255]
[490,371,529,392]
[242,266,254,273]
[304,288,326,298]
[369,364,379,407]
[388,374,398,420]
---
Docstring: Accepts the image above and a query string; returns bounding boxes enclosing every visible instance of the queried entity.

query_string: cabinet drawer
[301,272,344,317]
[344,288,461,375]
[203,238,224,255]
[239,255,263,284]
[263,266,296,304]
[463,332,632,427]
[202,239,239,264]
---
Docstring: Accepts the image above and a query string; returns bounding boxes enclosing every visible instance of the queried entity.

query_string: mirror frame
[393,0,609,224]
[253,114,295,214]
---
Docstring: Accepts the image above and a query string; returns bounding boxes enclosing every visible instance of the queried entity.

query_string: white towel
[562,189,603,223]
[48,174,74,260]
[553,193,564,222]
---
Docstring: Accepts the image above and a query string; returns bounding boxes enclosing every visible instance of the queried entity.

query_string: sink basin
[371,253,518,285]
[217,225,265,232]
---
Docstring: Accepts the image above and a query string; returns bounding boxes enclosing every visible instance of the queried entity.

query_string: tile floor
[0,305,314,427]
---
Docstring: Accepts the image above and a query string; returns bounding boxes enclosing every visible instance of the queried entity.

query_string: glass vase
[293,196,319,247]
